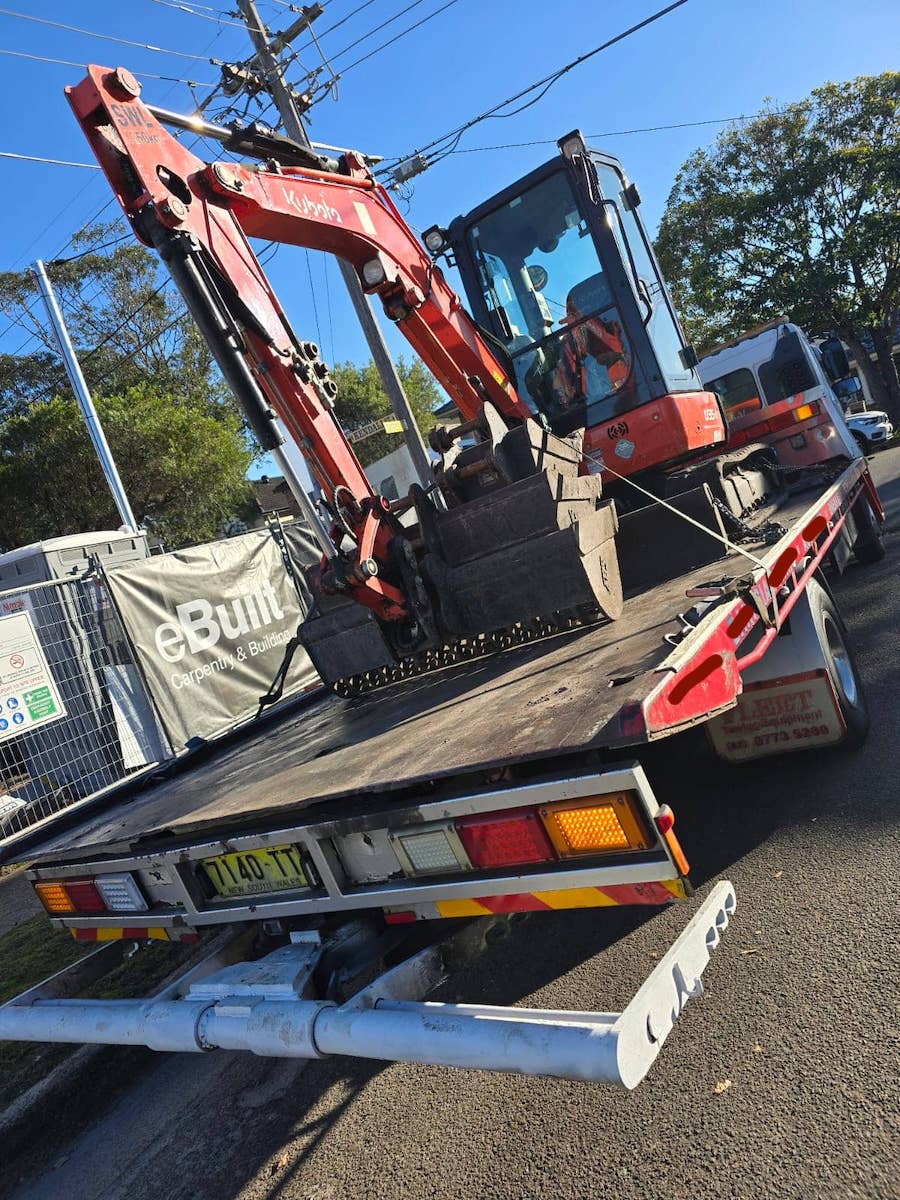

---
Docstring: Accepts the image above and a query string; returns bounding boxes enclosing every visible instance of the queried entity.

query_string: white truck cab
[698,320,860,468]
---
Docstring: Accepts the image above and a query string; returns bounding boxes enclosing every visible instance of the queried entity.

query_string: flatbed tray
[21,464,865,865]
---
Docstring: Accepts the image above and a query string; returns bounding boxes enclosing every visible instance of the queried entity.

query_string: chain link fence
[0,571,171,843]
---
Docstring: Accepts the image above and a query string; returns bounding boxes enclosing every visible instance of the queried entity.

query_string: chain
[709,496,787,546]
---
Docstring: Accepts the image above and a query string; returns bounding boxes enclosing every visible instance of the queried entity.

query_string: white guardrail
[0,882,735,1087]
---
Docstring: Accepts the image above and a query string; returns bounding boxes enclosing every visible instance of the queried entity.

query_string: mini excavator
[68,66,761,693]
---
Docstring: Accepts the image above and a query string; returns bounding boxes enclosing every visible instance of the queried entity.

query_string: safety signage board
[0,611,66,743]
[707,669,845,762]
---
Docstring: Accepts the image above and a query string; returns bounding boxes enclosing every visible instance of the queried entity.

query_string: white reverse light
[392,828,468,876]
[94,873,149,913]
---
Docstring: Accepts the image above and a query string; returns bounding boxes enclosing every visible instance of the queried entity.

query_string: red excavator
[68,65,740,690]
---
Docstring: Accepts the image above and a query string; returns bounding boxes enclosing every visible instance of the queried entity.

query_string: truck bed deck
[21,464,865,867]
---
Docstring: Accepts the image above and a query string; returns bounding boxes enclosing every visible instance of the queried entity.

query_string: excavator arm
[66,67,528,448]
[66,66,535,626]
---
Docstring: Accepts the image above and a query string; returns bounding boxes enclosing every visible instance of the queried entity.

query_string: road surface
[5,448,900,1200]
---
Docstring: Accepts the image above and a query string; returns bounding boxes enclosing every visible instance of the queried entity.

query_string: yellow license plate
[200,844,307,899]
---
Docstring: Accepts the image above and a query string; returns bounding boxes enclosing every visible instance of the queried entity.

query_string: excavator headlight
[423,225,448,255]
[361,257,387,288]
[558,131,586,160]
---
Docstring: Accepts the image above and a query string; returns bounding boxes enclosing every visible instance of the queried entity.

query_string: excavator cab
[447,131,724,475]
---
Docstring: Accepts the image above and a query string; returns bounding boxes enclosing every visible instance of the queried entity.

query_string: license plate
[200,844,307,899]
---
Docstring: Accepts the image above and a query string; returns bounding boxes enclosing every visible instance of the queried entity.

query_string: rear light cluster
[34,872,148,916]
[361,792,669,882]
[731,399,823,445]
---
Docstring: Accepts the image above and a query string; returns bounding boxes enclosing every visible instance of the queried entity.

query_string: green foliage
[330,357,442,467]
[655,72,900,411]
[0,386,253,550]
[0,223,230,420]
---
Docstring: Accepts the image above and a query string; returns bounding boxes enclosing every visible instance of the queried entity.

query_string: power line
[379,0,692,172]
[328,0,431,61]
[0,151,99,169]
[272,0,379,73]
[0,47,219,86]
[0,7,226,63]
[331,0,464,76]
[145,0,246,28]
[432,112,778,155]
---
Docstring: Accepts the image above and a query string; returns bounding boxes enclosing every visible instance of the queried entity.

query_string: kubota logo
[283,187,342,224]
[154,584,286,664]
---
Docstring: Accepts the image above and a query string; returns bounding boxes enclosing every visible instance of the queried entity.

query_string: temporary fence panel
[0,574,170,842]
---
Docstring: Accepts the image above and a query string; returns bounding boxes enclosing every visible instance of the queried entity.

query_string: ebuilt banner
[105,529,319,748]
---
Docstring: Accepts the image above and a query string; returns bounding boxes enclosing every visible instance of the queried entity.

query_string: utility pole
[235,0,433,488]
[32,259,138,534]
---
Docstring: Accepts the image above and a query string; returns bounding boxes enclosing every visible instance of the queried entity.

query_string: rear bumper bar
[0,881,735,1087]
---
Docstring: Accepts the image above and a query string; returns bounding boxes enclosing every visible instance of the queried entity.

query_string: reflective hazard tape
[69,927,198,943]
[434,879,685,918]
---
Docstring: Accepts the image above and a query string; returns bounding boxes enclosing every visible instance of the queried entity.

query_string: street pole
[32,259,139,534]
[235,0,433,488]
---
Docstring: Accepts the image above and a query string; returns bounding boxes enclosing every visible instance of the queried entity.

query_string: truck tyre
[807,578,869,749]
[852,494,886,565]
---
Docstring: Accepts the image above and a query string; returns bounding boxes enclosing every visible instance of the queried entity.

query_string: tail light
[539,793,651,857]
[35,877,105,914]
[456,808,555,869]
[654,805,690,875]
[94,873,149,912]
[33,881,78,915]
[33,873,148,915]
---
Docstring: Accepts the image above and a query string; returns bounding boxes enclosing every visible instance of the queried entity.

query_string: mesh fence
[0,572,171,843]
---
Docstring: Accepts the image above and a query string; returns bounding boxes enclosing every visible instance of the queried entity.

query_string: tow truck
[0,66,886,1088]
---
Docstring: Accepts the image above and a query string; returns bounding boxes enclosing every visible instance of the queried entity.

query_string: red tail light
[60,878,106,913]
[455,808,556,869]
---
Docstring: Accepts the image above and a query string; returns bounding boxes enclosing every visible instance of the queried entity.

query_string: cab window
[467,170,633,434]
[707,368,761,421]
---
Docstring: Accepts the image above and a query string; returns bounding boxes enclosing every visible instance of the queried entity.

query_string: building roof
[250,476,303,517]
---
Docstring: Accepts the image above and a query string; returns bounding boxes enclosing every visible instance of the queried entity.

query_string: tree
[0,386,253,551]
[655,73,900,420]
[0,224,230,420]
[330,357,443,467]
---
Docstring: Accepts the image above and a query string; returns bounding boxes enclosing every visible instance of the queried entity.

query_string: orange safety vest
[559,317,628,405]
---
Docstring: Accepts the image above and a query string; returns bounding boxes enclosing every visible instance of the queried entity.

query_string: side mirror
[819,335,852,383]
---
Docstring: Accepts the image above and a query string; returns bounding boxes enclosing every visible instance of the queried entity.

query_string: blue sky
[1,0,898,446]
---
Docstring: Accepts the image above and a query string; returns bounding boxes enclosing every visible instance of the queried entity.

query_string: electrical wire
[330,0,463,76]
[0,47,218,86]
[80,280,173,362]
[378,0,691,172]
[0,7,226,63]
[431,112,779,155]
[304,250,323,346]
[0,151,99,169]
[327,0,430,61]
[145,0,246,28]
[273,0,379,72]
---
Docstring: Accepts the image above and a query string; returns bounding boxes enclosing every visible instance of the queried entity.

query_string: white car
[845,410,894,452]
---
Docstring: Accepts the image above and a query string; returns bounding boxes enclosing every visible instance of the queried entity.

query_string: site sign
[0,611,66,743]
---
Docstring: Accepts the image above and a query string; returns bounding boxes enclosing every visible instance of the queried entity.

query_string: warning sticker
[707,670,845,762]
[0,612,66,742]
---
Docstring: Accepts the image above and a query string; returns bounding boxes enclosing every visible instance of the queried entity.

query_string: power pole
[32,259,138,534]
[234,0,433,488]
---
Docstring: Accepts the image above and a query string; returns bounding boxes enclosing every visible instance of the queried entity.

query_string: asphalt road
[5,448,900,1200]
